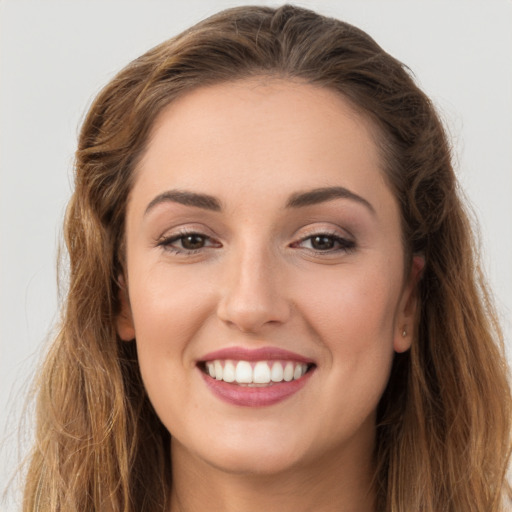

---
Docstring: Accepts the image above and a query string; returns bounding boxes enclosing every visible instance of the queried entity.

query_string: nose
[216,243,291,333]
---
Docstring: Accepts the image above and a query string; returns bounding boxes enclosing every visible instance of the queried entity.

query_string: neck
[169,438,376,512]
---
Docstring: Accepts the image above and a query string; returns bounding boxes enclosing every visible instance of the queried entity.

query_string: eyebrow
[144,185,375,216]
[145,190,221,215]
[286,186,375,214]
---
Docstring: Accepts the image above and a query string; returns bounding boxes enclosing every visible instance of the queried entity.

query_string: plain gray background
[1,0,511,508]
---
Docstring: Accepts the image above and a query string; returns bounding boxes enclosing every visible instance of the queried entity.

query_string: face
[117,79,421,477]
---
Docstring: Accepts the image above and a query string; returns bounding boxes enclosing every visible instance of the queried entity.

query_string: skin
[117,78,422,512]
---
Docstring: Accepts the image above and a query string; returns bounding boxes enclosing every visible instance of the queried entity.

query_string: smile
[197,347,316,406]
[203,360,310,386]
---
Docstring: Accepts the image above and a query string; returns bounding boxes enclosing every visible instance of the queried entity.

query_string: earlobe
[394,324,412,353]
[394,255,425,353]
[116,275,136,341]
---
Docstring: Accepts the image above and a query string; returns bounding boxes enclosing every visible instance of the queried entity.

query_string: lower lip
[200,368,314,407]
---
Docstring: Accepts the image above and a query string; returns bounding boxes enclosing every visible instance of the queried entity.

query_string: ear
[394,255,425,353]
[116,274,136,341]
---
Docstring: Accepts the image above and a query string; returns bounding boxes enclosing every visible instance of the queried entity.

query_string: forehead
[145,77,381,158]
[133,78,392,214]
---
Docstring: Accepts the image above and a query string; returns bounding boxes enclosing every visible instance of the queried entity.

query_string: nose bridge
[217,236,289,332]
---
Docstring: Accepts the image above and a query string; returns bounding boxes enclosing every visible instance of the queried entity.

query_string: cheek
[127,268,214,434]
[281,264,401,445]
[293,261,401,404]
[296,264,401,350]
[127,264,217,396]
[129,262,213,339]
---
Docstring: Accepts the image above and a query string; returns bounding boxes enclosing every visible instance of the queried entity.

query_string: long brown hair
[23,5,511,511]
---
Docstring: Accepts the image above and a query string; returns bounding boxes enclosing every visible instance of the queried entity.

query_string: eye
[177,234,208,250]
[292,233,355,253]
[157,231,221,254]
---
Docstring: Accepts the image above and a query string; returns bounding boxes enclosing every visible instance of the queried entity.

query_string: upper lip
[198,346,314,364]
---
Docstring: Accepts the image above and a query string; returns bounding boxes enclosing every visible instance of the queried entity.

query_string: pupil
[312,235,334,250]
[182,235,205,249]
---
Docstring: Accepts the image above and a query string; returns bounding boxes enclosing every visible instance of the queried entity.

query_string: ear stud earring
[402,327,407,337]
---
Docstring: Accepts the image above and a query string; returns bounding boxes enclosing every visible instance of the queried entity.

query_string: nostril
[217,302,291,334]
[216,267,291,332]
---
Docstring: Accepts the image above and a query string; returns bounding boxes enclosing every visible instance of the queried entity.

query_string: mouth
[198,359,315,386]
[197,347,316,406]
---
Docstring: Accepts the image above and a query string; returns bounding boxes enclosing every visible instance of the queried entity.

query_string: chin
[172,429,310,477]
[205,447,306,476]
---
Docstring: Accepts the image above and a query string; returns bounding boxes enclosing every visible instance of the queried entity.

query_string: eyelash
[292,233,356,254]
[157,230,220,255]
[157,230,356,256]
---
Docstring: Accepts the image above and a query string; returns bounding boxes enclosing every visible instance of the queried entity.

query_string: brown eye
[292,233,356,254]
[158,231,222,254]
[181,234,207,250]
[310,235,336,251]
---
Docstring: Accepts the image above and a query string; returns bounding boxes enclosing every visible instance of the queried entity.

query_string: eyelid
[156,226,222,255]
[290,225,356,254]
[293,234,355,250]
[292,223,354,242]
[155,223,216,243]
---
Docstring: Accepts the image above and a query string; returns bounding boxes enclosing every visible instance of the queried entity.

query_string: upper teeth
[205,360,308,385]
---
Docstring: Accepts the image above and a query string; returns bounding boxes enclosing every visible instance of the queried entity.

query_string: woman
[22,4,511,511]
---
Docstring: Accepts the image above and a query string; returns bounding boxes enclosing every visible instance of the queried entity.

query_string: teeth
[235,361,252,383]
[204,360,309,385]
[283,362,294,382]
[253,361,271,384]
[223,361,236,382]
[214,360,223,380]
[271,362,284,382]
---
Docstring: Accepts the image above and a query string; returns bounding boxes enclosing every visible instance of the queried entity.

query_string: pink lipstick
[197,346,315,407]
